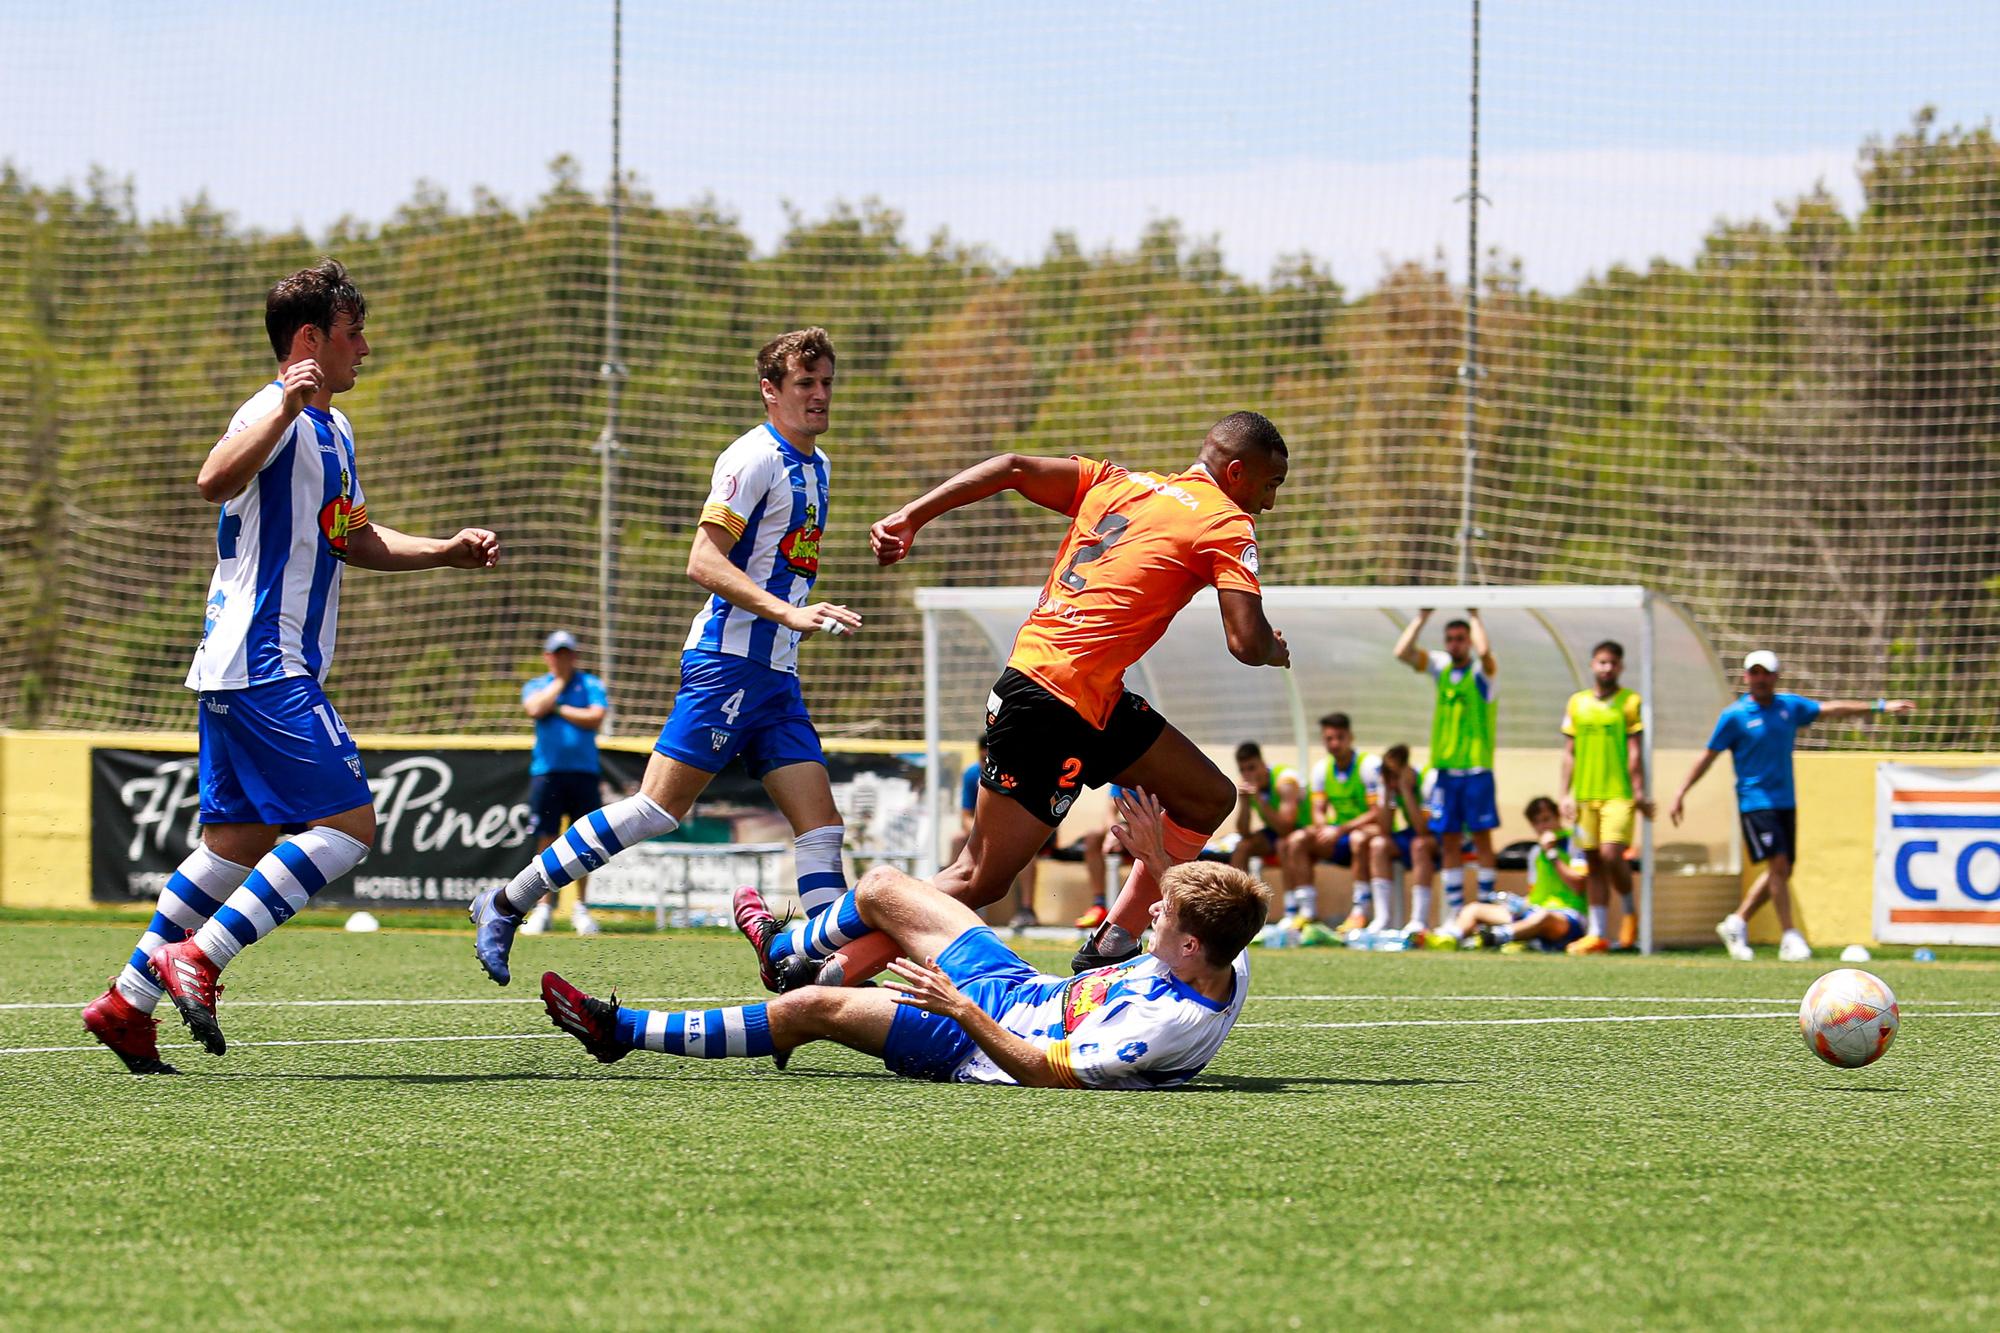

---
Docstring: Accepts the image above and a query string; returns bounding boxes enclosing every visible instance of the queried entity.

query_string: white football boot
[1778,929,1812,963]
[571,904,602,936]
[519,901,553,936]
[1715,914,1754,962]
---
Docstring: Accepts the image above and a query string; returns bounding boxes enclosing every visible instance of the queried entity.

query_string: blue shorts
[1501,893,1587,950]
[196,677,372,827]
[881,927,1041,1082]
[1427,770,1500,835]
[1327,831,1354,868]
[529,770,603,838]
[655,651,825,779]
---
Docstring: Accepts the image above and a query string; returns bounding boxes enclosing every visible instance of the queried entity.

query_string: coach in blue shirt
[1670,650,1912,962]
[521,630,611,935]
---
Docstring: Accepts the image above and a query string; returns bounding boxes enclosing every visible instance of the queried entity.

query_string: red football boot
[540,972,631,1064]
[149,939,227,1057]
[732,885,792,994]
[82,984,179,1075]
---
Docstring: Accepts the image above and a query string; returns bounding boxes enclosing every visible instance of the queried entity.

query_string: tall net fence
[1,2,1995,748]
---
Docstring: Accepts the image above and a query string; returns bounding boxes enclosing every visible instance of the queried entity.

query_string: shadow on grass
[1185,1074,1475,1093]
[1817,1085,1906,1094]
[205,1066,902,1086]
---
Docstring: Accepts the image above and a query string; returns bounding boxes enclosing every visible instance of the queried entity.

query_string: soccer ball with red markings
[1799,968,1900,1068]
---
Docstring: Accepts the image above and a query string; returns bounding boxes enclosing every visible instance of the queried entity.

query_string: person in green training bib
[1558,639,1652,954]
[1278,712,1389,935]
[1229,741,1303,903]
[1393,608,1500,934]
[1450,796,1589,950]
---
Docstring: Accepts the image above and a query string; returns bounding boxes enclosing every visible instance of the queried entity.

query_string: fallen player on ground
[540,790,1269,1089]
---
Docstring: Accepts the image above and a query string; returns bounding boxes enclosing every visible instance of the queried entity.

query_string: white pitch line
[7,1009,1998,1059]
[1,992,1977,1013]
[1239,1008,2000,1032]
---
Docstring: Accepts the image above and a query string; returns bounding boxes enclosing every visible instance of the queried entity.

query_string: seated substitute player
[1228,739,1303,881]
[1375,744,1443,938]
[470,328,863,988]
[83,259,501,1071]
[788,411,1288,987]
[545,788,1268,1088]
[1450,796,1588,951]
[1278,712,1386,934]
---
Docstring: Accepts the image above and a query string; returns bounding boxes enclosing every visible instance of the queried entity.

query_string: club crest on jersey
[778,502,822,577]
[1117,1040,1149,1064]
[345,756,362,777]
[203,590,226,638]
[710,728,731,752]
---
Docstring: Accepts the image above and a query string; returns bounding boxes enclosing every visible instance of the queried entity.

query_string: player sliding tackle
[745,411,1290,987]
[542,790,1268,1088]
[470,329,862,990]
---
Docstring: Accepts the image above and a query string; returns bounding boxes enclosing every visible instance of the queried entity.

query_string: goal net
[0,3,1994,754]
[918,585,1736,954]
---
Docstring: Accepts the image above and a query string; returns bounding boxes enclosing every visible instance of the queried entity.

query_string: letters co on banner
[1875,763,2000,945]
[91,747,555,908]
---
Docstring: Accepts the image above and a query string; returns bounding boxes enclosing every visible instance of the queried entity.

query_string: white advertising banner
[1874,764,2000,945]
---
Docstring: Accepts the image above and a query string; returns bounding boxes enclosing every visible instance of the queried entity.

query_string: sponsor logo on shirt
[778,502,822,577]
[1117,1040,1149,1063]
[1059,958,1145,1034]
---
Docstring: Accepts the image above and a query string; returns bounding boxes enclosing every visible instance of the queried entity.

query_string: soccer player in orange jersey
[820,411,1291,979]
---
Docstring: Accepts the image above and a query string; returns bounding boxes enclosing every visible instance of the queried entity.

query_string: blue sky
[5,1,1995,291]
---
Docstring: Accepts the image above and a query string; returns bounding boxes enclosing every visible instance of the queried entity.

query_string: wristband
[1873,697,1887,714]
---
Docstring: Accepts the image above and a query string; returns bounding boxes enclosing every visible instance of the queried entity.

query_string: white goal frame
[916,584,1732,955]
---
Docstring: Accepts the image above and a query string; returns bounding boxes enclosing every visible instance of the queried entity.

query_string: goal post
[916,584,1736,954]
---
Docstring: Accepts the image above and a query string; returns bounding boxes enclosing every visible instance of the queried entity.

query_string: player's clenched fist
[869,510,919,565]
[278,359,324,416]
[441,527,501,569]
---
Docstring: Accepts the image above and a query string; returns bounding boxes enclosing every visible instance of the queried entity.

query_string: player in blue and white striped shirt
[471,329,862,990]
[82,260,501,1074]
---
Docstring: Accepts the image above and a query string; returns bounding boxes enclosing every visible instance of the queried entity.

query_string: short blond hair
[1161,862,1271,966]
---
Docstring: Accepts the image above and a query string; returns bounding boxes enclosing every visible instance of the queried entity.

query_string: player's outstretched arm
[343,522,500,572]
[884,957,1068,1088]
[687,522,861,637]
[196,360,323,503]
[870,454,1083,565]
[1218,590,1289,668]
[1392,609,1433,671]
[1815,698,1917,722]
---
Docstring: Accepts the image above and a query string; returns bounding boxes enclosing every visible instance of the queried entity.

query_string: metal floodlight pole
[1455,0,1484,585]
[598,0,625,730]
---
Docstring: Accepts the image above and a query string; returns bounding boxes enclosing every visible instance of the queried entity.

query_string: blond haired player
[1558,639,1651,953]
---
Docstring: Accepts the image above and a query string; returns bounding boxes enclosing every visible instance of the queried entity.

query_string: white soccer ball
[1799,968,1899,1068]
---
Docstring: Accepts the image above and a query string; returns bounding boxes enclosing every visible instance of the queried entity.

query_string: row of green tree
[1,112,1994,748]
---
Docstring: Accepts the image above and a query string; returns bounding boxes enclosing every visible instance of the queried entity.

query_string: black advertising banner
[89,745,926,908]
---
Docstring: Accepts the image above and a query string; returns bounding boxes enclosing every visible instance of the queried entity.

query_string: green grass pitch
[3,921,1997,1330]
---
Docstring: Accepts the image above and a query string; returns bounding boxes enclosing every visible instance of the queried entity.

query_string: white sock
[193,827,370,968]
[1291,886,1317,920]
[793,824,848,917]
[116,845,253,1012]
[1369,879,1395,930]
[1588,904,1609,939]
[1408,884,1433,929]
[1350,881,1372,914]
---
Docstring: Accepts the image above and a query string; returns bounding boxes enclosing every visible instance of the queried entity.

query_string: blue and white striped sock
[1442,868,1466,912]
[1476,868,1498,903]
[192,827,369,967]
[767,889,870,964]
[793,824,848,918]
[613,1003,774,1057]
[116,845,251,1012]
[503,794,675,915]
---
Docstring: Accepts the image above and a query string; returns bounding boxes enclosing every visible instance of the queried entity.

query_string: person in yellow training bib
[1558,640,1652,953]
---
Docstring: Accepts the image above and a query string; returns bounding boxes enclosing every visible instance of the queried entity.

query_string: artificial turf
[3,921,1996,1331]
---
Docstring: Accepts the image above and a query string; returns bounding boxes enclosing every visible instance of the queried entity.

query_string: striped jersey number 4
[720,689,746,725]
[313,705,352,747]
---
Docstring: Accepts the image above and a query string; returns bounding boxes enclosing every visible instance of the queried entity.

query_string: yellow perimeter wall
[4,731,1995,947]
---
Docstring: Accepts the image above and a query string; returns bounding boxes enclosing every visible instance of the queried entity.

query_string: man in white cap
[1669,651,1913,960]
[520,630,611,934]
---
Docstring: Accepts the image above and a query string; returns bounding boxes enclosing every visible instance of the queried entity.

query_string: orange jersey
[1007,458,1262,729]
